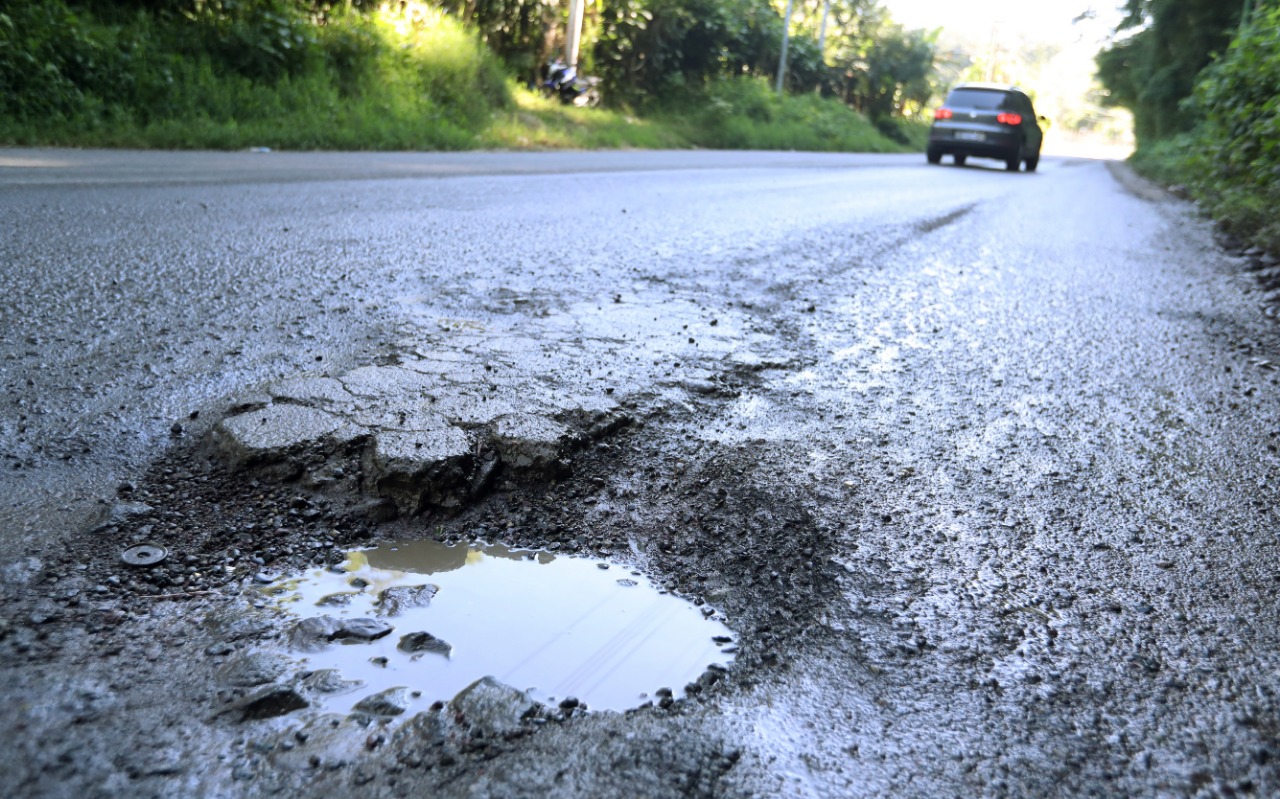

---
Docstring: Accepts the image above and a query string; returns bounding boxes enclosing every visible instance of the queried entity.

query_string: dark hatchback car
[927,83,1045,172]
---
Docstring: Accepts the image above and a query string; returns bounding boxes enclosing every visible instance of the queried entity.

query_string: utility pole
[566,0,586,66]
[818,0,830,56]
[985,21,1003,83]
[776,0,795,94]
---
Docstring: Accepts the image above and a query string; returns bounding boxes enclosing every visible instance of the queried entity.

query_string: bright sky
[879,1,1136,151]
[879,0,1122,45]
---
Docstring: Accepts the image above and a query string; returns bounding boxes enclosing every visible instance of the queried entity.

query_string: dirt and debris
[0,351,837,797]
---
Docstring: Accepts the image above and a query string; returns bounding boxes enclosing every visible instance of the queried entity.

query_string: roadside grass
[658,79,918,153]
[478,89,687,150]
[480,83,919,153]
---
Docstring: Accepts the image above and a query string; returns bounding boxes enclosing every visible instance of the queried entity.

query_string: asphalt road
[0,147,1026,551]
[3,148,1280,798]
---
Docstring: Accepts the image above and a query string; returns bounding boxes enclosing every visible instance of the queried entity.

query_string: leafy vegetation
[1096,0,1241,145]
[1190,3,1280,248]
[1098,0,1280,253]
[0,0,936,153]
[0,0,515,149]
[660,77,926,152]
[480,78,919,152]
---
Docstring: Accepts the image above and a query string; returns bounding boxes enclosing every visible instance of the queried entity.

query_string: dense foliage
[595,0,797,99]
[0,0,511,148]
[1096,0,1241,144]
[0,0,940,149]
[0,0,933,151]
[1188,2,1280,246]
[1098,0,1280,252]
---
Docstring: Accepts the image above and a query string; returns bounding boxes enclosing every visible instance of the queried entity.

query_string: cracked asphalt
[3,149,1280,798]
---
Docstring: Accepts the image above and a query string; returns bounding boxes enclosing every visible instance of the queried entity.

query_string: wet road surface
[3,149,1280,798]
[0,148,1014,550]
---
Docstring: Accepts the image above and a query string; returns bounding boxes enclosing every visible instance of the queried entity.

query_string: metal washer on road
[122,544,168,567]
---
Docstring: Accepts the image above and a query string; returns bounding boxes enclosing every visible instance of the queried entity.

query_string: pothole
[259,540,736,714]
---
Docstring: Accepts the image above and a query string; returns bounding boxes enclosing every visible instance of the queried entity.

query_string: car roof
[949,82,1028,96]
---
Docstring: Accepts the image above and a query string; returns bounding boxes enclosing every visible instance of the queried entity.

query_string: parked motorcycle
[542,58,602,108]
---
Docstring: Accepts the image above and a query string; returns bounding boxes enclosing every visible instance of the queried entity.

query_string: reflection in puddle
[262,540,735,714]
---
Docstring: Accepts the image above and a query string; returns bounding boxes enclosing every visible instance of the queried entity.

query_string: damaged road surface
[4,149,1280,798]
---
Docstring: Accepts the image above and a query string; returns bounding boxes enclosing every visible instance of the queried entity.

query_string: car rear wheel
[927,148,942,165]
[954,154,967,167]
[1005,155,1020,172]
[1025,152,1040,172]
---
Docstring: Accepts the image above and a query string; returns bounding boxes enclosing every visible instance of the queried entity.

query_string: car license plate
[955,132,985,142]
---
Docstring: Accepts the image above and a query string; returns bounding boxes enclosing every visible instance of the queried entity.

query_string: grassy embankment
[0,1,924,154]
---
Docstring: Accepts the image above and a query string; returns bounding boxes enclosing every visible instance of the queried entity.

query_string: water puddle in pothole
[259,540,735,714]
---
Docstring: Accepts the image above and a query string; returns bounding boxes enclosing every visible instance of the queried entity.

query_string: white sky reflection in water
[263,540,735,713]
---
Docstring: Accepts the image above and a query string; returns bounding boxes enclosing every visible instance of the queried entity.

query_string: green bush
[1190,4,1280,251]
[1194,5,1280,199]
[1126,5,1280,253]
[200,2,318,83]
[0,0,512,149]
[0,1,113,121]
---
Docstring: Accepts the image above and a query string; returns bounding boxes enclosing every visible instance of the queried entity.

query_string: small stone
[353,687,412,717]
[237,686,309,721]
[335,617,394,641]
[301,669,364,695]
[398,632,452,657]
[288,616,394,651]
[450,677,537,736]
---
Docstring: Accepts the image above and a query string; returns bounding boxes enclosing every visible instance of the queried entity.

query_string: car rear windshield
[945,89,1015,110]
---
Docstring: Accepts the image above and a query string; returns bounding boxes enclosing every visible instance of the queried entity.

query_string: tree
[594,0,792,101]
[1096,0,1242,143]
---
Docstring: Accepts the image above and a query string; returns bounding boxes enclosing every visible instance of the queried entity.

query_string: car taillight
[996,112,1023,125]
[934,108,953,120]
